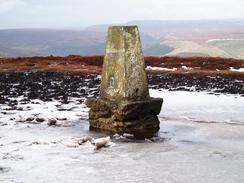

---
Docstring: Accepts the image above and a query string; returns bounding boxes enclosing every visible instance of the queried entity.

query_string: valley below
[1,20,244,59]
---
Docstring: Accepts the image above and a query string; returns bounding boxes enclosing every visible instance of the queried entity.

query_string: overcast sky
[0,0,244,29]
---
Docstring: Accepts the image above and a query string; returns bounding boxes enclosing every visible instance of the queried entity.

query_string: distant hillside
[207,39,244,59]
[0,29,105,57]
[1,20,244,58]
[0,29,169,57]
[87,20,244,40]
[144,43,173,56]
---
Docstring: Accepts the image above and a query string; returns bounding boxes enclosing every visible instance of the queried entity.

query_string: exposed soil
[0,71,243,108]
[148,74,244,95]
[0,72,100,105]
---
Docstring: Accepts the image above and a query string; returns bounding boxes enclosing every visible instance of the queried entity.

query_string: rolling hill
[0,28,171,57]
[0,20,244,58]
[0,29,105,57]
[207,39,244,59]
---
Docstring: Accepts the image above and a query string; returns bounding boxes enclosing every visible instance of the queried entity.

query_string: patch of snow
[95,75,101,79]
[182,66,192,70]
[146,66,177,71]
[230,67,244,72]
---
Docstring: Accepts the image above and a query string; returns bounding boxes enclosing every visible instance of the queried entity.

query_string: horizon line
[1,18,244,31]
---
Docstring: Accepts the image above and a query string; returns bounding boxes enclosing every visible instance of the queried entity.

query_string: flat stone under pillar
[86,26,163,137]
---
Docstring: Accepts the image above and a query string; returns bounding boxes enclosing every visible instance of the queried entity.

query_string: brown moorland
[0,55,243,77]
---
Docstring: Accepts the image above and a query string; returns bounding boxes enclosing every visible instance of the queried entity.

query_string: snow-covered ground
[146,66,177,71]
[1,90,244,183]
[230,67,244,73]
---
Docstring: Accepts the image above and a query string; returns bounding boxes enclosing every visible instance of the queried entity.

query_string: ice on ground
[1,90,244,183]
[150,89,244,125]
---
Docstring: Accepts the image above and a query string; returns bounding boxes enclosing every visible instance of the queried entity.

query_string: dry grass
[0,55,243,78]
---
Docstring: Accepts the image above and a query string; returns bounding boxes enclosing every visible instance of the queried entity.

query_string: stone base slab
[86,98,163,137]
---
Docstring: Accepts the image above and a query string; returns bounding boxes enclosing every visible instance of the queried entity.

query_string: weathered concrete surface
[86,26,163,137]
[100,26,149,101]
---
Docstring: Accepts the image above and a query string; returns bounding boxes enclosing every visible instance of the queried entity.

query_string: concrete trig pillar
[86,26,163,137]
[100,26,149,101]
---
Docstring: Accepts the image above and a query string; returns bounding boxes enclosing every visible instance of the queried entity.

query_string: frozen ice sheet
[1,90,244,183]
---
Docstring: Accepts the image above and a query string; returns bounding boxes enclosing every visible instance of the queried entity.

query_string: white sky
[0,0,244,29]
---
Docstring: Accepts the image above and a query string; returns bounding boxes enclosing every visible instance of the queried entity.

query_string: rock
[2,153,24,161]
[86,98,111,111]
[31,141,49,145]
[86,98,112,119]
[65,143,79,148]
[87,98,162,137]
[56,117,67,121]
[0,96,6,104]
[47,118,57,126]
[149,98,164,115]
[89,109,111,119]
[35,117,45,123]
[16,107,23,111]
[77,136,93,145]
[26,117,34,122]
[112,100,152,120]
[93,136,111,150]
[0,166,11,174]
